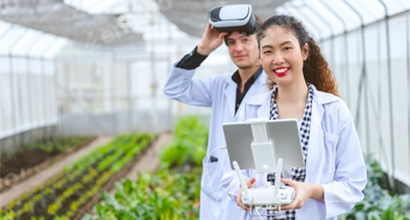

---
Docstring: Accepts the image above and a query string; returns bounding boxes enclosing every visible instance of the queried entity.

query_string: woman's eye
[283,47,292,51]
[263,50,272,54]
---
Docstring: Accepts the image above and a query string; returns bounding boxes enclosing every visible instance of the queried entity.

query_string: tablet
[222,118,304,173]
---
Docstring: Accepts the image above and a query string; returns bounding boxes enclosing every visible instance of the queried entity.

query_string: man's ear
[303,43,309,61]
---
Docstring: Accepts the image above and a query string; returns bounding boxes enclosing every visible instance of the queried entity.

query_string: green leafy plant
[160,115,208,169]
[339,154,410,220]
[83,169,201,220]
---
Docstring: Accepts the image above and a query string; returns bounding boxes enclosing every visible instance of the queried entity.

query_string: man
[163,13,267,220]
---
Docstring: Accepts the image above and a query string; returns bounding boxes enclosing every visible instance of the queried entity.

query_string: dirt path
[124,132,173,181]
[0,136,114,208]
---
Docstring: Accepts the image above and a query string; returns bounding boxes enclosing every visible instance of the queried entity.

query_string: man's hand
[197,23,228,56]
[237,177,256,210]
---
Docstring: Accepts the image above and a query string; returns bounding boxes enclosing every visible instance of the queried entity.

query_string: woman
[233,15,367,220]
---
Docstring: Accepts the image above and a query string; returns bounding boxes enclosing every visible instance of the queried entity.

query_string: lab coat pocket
[201,157,223,200]
[322,131,339,175]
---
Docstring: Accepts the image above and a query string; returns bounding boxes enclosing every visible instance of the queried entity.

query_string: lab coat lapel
[305,96,325,183]
[247,91,272,119]
[224,79,237,119]
[256,96,271,118]
[247,71,267,96]
[305,88,339,183]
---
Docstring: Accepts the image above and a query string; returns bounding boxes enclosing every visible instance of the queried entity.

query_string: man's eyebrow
[225,38,234,43]
[239,32,249,37]
[226,32,250,41]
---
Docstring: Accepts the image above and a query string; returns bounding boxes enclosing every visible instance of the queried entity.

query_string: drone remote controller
[241,185,295,207]
[225,118,303,216]
[233,159,295,209]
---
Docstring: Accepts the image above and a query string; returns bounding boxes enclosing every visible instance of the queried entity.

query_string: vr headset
[209,4,256,33]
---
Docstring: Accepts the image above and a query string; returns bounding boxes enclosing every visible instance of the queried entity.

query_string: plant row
[0,136,96,192]
[82,169,201,220]
[0,136,95,179]
[0,133,155,220]
[83,115,208,220]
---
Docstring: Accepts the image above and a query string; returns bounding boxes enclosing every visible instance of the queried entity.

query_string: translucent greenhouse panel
[275,6,320,40]
[0,23,66,59]
[364,24,385,164]
[11,58,25,128]
[0,21,11,38]
[0,57,58,139]
[283,0,383,33]
[388,16,410,186]
[29,35,67,59]
[9,30,41,56]
[343,30,363,110]
[344,0,384,25]
[0,74,12,138]
[112,63,130,112]
[349,26,373,155]
[44,75,58,123]
[322,0,361,31]
[304,0,345,37]
[58,61,102,114]
[132,61,153,111]
[45,39,68,58]
[327,35,346,97]
[382,0,410,15]
[0,56,10,138]
[0,27,27,55]
[300,7,331,39]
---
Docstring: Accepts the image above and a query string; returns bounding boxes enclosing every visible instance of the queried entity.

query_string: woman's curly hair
[257,15,339,96]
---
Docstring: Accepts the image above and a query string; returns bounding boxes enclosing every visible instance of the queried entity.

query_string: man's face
[225,31,260,70]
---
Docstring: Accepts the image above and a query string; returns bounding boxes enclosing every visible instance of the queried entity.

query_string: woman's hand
[279,178,324,210]
[237,177,256,210]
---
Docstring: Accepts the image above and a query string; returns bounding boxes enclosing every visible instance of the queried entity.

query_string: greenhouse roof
[0,0,409,58]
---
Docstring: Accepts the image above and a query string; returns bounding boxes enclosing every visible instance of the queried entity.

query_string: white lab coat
[223,85,367,220]
[163,65,269,220]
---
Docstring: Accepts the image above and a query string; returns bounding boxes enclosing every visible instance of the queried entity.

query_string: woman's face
[259,26,308,87]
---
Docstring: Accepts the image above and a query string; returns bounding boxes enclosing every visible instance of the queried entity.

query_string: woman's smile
[274,67,289,77]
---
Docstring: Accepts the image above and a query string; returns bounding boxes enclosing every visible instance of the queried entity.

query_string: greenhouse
[0,0,409,219]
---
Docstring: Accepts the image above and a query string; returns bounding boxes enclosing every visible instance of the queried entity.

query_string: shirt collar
[231,67,263,84]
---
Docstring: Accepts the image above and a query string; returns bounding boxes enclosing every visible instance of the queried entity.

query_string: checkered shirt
[266,84,314,220]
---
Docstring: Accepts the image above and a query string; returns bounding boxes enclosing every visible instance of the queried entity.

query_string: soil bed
[0,137,95,192]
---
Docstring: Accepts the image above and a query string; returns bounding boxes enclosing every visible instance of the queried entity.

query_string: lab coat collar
[224,69,267,119]
[247,84,340,120]
[247,84,339,106]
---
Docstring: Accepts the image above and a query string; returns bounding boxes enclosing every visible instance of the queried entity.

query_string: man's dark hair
[223,14,263,45]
